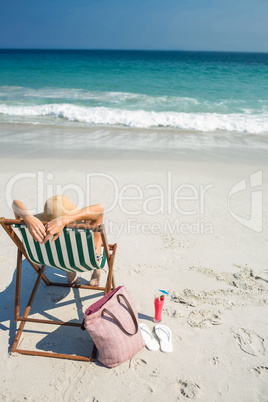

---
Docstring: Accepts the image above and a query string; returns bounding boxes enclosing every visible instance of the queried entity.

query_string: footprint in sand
[209,356,220,366]
[176,379,201,399]
[38,341,56,351]
[149,368,159,378]
[132,358,147,370]
[252,366,268,376]
[233,328,266,356]
[161,235,194,250]
[48,291,66,303]
[187,309,222,328]
[171,290,199,307]
[163,306,182,318]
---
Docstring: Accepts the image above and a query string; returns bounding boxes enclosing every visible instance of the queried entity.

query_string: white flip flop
[154,324,173,353]
[139,323,159,351]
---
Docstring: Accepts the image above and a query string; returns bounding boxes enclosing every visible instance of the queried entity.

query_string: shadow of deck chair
[0,218,117,362]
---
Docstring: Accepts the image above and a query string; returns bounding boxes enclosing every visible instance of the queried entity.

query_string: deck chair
[0,218,117,362]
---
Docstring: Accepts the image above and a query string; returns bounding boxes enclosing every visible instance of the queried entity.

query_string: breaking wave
[0,103,268,134]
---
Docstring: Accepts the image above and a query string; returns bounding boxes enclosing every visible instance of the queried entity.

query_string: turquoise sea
[0,50,268,135]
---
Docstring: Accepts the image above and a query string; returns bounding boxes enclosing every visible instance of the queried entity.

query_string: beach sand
[0,126,268,401]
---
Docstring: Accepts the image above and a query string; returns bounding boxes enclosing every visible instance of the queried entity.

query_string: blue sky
[0,0,267,52]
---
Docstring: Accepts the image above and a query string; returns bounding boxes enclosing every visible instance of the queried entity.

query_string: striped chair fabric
[16,225,106,273]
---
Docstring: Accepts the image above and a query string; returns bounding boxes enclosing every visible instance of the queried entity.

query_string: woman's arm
[43,204,104,243]
[12,199,46,243]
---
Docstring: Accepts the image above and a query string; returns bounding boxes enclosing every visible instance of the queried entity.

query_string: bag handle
[101,293,138,336]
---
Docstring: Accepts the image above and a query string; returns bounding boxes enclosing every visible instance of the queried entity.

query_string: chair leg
[11,265,45,353]
[112,273,116,290]
[90,344,97,362]
[11,263,92,361]
[14,249,22,322]
[15,349,91,361]
[104,243,117,294]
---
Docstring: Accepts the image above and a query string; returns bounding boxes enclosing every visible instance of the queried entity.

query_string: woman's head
[44,195,79,221]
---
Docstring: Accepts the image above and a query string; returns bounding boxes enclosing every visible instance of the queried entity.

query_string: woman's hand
[43,216,67,244]
[24,215,47,243]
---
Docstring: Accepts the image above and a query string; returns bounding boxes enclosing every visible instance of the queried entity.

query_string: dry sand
[0,152,267,401]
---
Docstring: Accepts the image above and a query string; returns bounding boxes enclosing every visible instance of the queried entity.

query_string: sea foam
[0,103,268,134]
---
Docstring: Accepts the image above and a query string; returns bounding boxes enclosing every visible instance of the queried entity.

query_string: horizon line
[0,48,267,54]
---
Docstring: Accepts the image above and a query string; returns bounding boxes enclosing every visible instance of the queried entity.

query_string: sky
[0,0,267,52]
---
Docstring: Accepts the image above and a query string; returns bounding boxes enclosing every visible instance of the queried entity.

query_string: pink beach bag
[83,286,145,368]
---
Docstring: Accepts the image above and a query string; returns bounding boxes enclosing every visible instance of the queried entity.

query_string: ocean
[0,50,267,133]
[0,49,268,160]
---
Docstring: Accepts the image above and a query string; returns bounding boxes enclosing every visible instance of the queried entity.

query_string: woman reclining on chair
[12,195,104,286]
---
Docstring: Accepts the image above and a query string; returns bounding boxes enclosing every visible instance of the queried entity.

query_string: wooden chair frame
[0,218,117,362]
